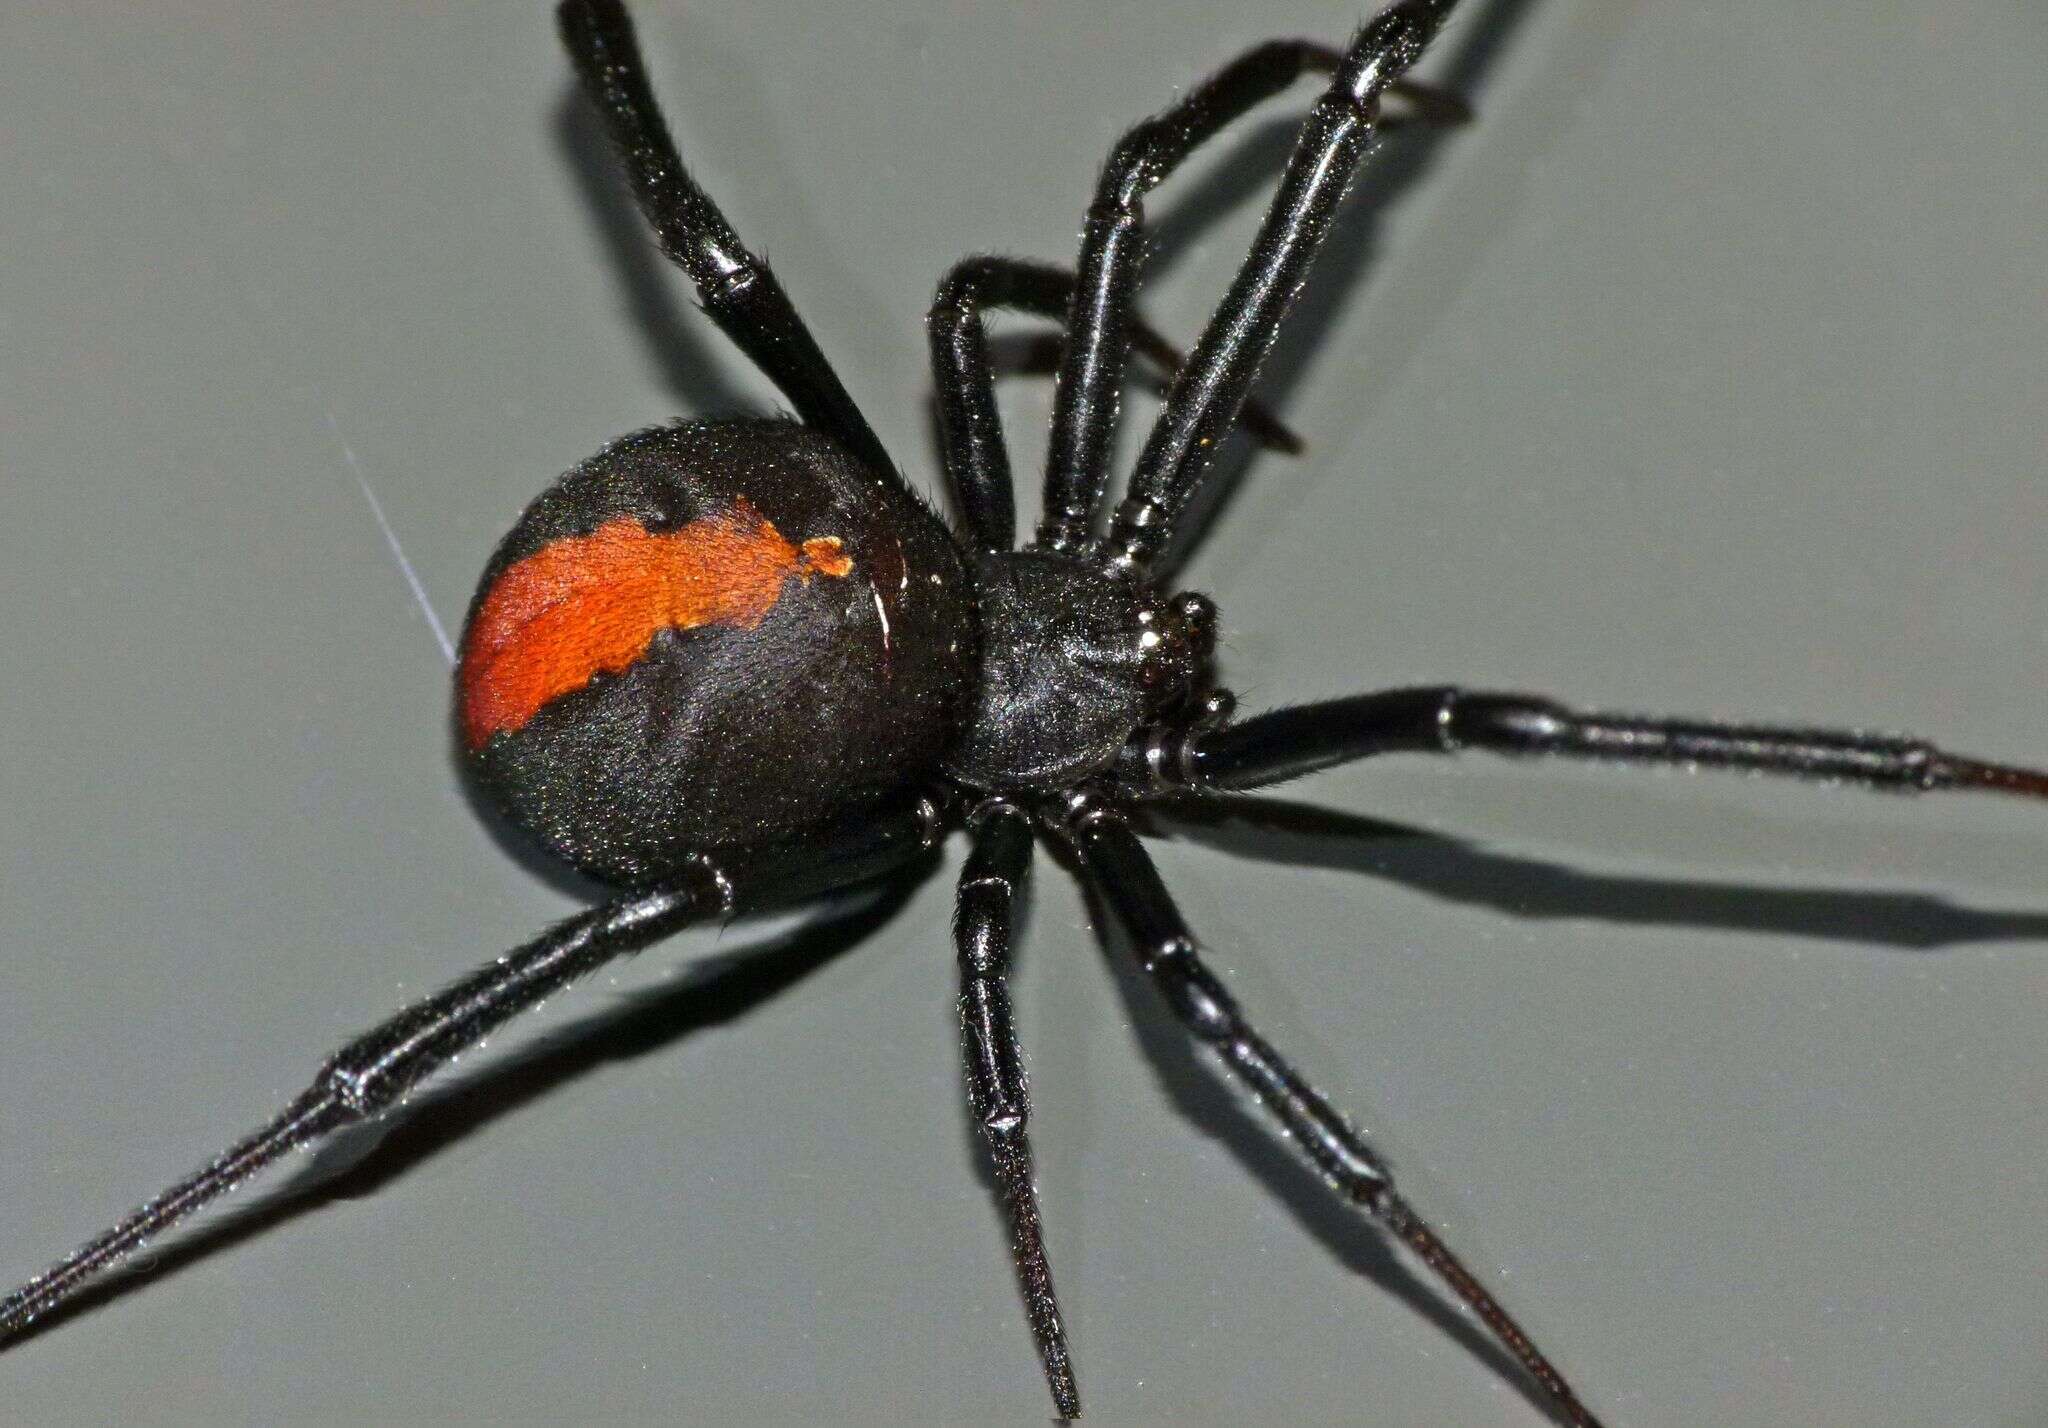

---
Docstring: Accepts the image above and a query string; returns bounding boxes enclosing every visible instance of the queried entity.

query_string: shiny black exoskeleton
[12,4,2047,1423]
[458,414,1213,885]
[945,553,1214,793]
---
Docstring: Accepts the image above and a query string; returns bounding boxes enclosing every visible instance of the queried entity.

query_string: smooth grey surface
[2,2,2044,1424]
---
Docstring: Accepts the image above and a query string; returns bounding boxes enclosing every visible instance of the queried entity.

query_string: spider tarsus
[1931,754,2048,802]
[1375,1190,1605,1428]
[0,1088,347,1343]
[989,1135,1080,1420]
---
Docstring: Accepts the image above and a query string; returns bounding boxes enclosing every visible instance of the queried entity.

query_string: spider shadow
[1153,792,2048,951]
[4,877,922,1347]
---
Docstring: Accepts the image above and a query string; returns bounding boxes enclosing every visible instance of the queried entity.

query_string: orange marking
[459,498,853,749]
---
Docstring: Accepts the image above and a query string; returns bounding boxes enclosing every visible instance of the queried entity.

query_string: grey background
[2,2,2043,1424]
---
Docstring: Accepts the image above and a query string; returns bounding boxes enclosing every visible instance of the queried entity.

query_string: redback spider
[2,1,2044,1423]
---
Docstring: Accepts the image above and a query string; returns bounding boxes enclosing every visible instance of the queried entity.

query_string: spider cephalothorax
[941,552,1215,792]
[7,2,2044,1422]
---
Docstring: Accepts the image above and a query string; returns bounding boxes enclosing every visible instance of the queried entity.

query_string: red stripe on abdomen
[459,498,852,750]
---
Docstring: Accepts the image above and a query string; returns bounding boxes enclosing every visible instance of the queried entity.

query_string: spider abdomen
[460,419,976,886]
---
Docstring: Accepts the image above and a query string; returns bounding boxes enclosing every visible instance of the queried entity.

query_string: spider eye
[1134,590,1217,706]
[1175,592,1218,661]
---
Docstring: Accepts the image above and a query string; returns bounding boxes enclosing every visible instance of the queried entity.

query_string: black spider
[5,2,2045,1422]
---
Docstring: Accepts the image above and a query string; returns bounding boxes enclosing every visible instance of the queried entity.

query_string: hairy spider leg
[1038,18,1466,555]
[1109,0,1460,568]
[929,255,1304,553]
[559,0,898,483]
[1059,795,1605,1428]
[1130,685,2048,804]
[953,800,1078,1418]
[1039,39,1348,553]
[1085,683,2048,1420]
[0,807,941,1343]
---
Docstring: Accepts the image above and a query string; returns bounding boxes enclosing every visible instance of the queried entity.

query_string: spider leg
[1108,0,1461,569]
[929,255,1305,552]
[0,804,941,1343]
[1056,795,1603,1427]
[558,0,896,479]
[954,800,1078,1418]
[1122,685,2048,803]
[1038,32,1468,553]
